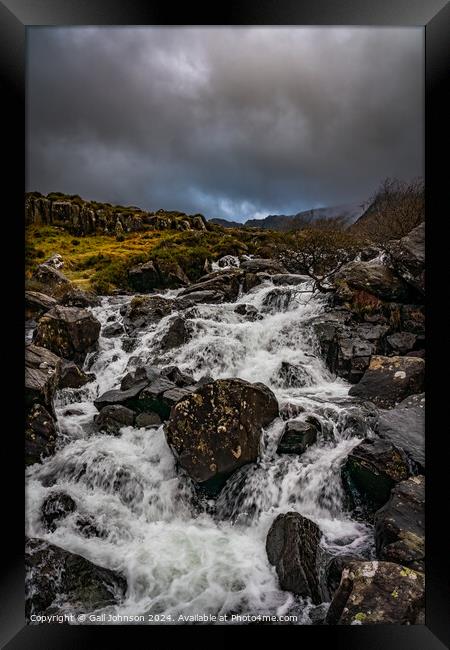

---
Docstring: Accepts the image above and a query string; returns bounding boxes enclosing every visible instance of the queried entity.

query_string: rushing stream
[26,269,376,624]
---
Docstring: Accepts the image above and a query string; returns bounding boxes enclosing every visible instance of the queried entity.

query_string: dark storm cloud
[27,27,423,221]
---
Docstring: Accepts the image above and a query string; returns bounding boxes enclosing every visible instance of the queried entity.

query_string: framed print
[1,0,448,647]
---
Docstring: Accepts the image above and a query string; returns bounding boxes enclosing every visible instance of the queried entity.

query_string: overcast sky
[27,27,423,222]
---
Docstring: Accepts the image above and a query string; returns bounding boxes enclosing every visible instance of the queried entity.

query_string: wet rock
[386,331,417,355]
[334,259,410,302]
[94,404,135,434]
[324,553,363,599]
[266,512,321,603]
[179,269,242,303]
[376,393,425,470]
[176,289,225,308]
[234,303,261,321]
[25,404,58,466]
[275,361,310,388]
[159,317,190,350]
[122,295,175,333]
[58,360,95,389]
[240,258,287,274]
[102,321,125,338]
[348,356,425,408]
[137,377,180,419]
[58,287,101,308]
[277,420,318,455]
[94,381,149,412]
[76,516,107,539]
[279,403,305,420]
[135,411,162,428]
[33,306,101,365]
[25,538,127,617]
[261,288,294,313]
[342,439,411,511]
[25,291,57,320]
[120,366,159,391]
[387,222,425,296]
[25,344,61,413]
[325,560,425,624]
[122,336,138,353]
[41,492,76,532]
[165,378,279,492]
[374,476,425,571]
[218,255,239,267]
[160,365,194,387]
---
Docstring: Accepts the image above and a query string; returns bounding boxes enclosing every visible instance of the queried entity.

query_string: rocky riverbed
[25,223,425,625]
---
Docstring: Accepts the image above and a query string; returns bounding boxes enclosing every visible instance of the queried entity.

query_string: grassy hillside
[25,223,287,294]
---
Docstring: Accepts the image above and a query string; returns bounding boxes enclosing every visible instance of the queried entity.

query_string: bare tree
[279,228,361,292]
[353,177,424,242]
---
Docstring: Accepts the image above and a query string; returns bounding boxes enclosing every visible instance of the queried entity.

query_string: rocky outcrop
[325,560,424,624]
[374,476,425,572]
[25,538,127,618]
[266,512,322,603]
[33,306,101,365]
[25,403,58,466]
[102,321,125,338]
[334,259,410,302]
[41,492,77,532]
[348,355,425,407]
[277,420,318,455]
[165,378,279,492]
[25,291,57,320]
[387,222,425,295]
[342,439,411,511]
[58,287,101,308]
[94,404,135,434]
[218,255,239,268]
[26,192,209,237]
[376,393,425,470]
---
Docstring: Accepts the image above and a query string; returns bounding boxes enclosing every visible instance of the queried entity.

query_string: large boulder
[25,291,57,320]
[128,260,189,292]
[25,403,58,466]
[25,344,61,413]
[387,222,425,295]
[240,258,287,274]
[376,393,425,470]
[342,439,411,511]
[32,263,71,295]
[277,420,318,455]
[334,259,410,302]
[33,306,101,365]
[165,378,279,491]
[122,295,175,333]
[374,476,425,572]
[25,538,127,618]
[348,355,425,408]
[266,512,322,603]
[325,560,424,625]
[94,404,135,434]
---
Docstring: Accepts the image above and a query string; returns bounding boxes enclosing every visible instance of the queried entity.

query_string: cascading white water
[26,276,375,624]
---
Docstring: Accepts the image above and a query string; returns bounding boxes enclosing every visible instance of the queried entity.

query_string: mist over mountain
[210,201,368,231]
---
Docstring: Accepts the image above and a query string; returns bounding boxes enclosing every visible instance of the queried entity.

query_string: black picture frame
[2,1,448,647]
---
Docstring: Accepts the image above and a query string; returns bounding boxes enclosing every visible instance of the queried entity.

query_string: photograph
[24,24,427,627]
